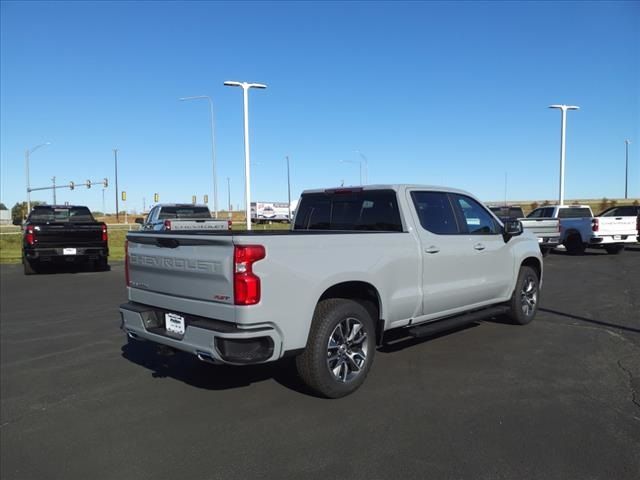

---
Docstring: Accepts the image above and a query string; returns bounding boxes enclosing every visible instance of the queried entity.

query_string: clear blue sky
[1,1,638,214]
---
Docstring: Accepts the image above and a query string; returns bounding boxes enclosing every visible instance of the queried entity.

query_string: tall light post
[114,149,120,222]
[25,142,51,213]
[223,80,267,230]
[549,104,579,205]
[340,159,363,185]
[52,176,57,205]
[625,139,631,199]
[356,150,369,184]
[179,95,218,218]
[227,177,232,219]
[286,156,292,221]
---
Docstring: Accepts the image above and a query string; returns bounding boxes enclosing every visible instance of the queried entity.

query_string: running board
[407,305,509,338]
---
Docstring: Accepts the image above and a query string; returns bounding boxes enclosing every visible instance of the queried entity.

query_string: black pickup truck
[22,205,109,274]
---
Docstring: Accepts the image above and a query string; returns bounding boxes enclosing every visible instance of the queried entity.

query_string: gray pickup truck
[121,185,543,398]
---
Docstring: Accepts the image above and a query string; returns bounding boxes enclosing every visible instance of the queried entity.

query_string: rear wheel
[564,234,586,255]
[296,299,376,398]
[506,266,539,325]
[93,257,109,271]
[540,247,551,257]
[604,245,624,255]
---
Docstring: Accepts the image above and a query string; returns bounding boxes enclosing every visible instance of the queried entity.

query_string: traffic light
[192,195,196,204]
[103,178,108,188]
[154,193,159,203]
[86,180,92,189]
[203,194,208,204]
[121,191,127,201]
[69,181,75,190]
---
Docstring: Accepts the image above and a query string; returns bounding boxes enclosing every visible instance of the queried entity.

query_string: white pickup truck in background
[136,204,231,232]
[528,204,639,254]
[489,205,560,256]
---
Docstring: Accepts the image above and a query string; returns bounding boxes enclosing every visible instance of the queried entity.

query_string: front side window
[452,195,501,234]
[411,191,460,235]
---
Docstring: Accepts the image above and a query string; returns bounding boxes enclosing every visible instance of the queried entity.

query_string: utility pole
[227,177,232,219]
[143,197,146,213]
[114,149,119,222]
[286,156,292,221]
[625,139,631,199]
[102,188,106,215]
[52,176,57,204]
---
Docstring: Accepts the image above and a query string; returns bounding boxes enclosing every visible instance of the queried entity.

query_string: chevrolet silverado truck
[489,205,560,256]
[137,204,231,231]
[120,185,542,398]
[22,205,109,275]
[529,204,638,254]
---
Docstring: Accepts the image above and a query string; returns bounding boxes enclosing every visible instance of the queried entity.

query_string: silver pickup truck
[121,185,543,398]
[488,205,560,256]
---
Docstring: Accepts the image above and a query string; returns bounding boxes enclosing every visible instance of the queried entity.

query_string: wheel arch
[520,256,542,282]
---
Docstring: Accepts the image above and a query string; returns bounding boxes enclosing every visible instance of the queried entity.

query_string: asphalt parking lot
[1,248,639,480]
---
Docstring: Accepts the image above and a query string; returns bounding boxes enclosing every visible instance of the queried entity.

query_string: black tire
[23,257,37,275]
[604,245,624,255]
[564,234,586,255]
[540,247,551,257]
[506,266,540,325]
[296,299,376,398]
[93,257,109,271]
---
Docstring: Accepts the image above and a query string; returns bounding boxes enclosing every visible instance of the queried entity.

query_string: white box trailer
[251,202,292,223]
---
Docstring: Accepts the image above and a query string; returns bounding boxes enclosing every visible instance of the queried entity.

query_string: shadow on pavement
[121,339,314,396]
[379,322,480,353]
[539,307,640,334]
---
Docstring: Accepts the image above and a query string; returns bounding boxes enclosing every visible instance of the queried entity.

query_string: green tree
[0,202,7,210]
[11,201,45,225]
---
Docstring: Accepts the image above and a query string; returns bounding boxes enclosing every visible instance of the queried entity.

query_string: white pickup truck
[488,205,560,256]
[528,204,639,254]
[120,185,542,398]
[136,204,231,232]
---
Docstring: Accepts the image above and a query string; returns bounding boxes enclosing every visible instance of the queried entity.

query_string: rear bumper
[24,246,108,262]
[589,235,636,246]
[120,301,283,365]
[537,237,560,248]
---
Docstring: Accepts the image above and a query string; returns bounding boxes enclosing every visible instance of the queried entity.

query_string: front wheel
[296,299,376,398]
[604,245,624,255]
[506,266,540,325]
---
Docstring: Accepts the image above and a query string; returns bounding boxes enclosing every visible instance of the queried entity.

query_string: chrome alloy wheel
[326,317,369,383]
[520,275,538,316]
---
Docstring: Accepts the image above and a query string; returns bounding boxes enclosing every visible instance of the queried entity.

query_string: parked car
[121,185,542,398]
[137,204,231,231]
[22,205,108,275]
[527,204,638,254]
[489,205,560,256]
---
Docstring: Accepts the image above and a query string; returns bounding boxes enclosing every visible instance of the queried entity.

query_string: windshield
[28,207,95,223]
[158,206,211,220]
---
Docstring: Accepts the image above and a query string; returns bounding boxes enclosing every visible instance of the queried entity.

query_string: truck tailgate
[520,219,560,237]
[596,216,637,236]
[127,233,235,310]
[166,219,230,231]
[35,223,103,246]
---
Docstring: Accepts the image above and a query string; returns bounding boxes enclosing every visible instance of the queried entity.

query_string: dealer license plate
[63,248,77,255]
[613,235,621,240]
[165,312,185,335]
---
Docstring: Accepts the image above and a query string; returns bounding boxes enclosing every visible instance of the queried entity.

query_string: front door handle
[473,243,486,251]
[424,246,440,254]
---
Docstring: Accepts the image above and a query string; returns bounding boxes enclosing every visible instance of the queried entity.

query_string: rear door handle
[424,246,440,254]
[473,243,486,251]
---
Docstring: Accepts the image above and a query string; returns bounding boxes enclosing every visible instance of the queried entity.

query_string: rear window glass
[158,207,211,220]
[28,207,94,223]
[489,206,524,218]
[558,208,592,218]
[599,206,640,217]
[294,190,403,231]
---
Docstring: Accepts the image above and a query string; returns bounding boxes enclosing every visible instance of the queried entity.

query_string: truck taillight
[228,220,232,231]
[25,226,36,246]
[592,218,599,232]
[164,220,172,230]
[234,245,266,305]
[101,223,108,242]
[125,240,130,286]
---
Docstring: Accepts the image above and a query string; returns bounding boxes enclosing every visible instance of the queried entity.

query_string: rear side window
[294,190,403,231]
[452,195,501,234]
[599,206,639,217]
[411,191,459,234]
[28,207,94,223]
[558,208,592,218]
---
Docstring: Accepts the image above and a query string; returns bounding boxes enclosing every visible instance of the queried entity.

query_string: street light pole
[286,156,292,221]
[179,96,218,218]
[549,104,579,206]
[114,149,120,222]
[25,142,51,214]
[227,177,232,218]
[625,139,631,199]
[224,80,267,230]
[52,176,57,205]
[356,151,368,184]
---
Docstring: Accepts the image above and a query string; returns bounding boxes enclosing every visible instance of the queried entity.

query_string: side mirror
[503,219,523,241]
[134,218,144,225]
